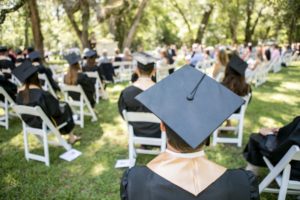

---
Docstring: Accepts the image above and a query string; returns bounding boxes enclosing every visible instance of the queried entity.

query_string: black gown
[34,63,60,92]
[118,86,161,138]
[0,57,15,79]
[121,167,259,200]
[16,88,75,134]
[244,116,300,180]
[66,73,96,108]
[0,75,17,102]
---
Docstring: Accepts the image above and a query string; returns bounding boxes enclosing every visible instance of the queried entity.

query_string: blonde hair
[64,63,80,85]
[218,50,229,67]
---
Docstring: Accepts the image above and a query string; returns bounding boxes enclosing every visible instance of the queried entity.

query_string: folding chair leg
[43,132,50,166]
[278,164,291,200]
[237,121,243,147]
[212,129,218,146]
[23,128,29,161]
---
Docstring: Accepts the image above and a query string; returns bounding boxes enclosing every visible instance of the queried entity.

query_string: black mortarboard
[133,52,157,71]
[64,53,81,65]
[12,60,38,83]
[28,51,41,61]
[27,46,34,53]
[227,54,248,76]
[84,49,97,59]
[0,46,8,52]
[15,48,23,55]
[135,65,244,149]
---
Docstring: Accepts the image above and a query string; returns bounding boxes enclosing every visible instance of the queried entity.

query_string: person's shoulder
[122,166,152,183]
[121,85,142,95]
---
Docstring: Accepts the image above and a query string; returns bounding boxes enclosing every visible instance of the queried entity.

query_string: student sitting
[212,49,228,81]
[0,71,17,102]
[64,53,96,108]
[0,46,15,79]
[244,116,300,179]
[118,53,160,138]
[121,66,259,200]
[13,61,80,144]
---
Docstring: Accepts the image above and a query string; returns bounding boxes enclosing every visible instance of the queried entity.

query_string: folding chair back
[60,84,97,128]
[0,86,15,129]
[38,73,57,98]
[212,94,251,147]
[122,110,166,167]
[113,61,134,82]
[259,145,300,200]
[85,71,107,103]
[13,105,71,166]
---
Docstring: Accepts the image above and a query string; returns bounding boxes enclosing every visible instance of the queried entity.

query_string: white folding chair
[259,145,300,200]
[213,94,251,147]
[269,57,282,73]
[49,65,65,83]
[122,110,167,168]
[38,74,58,98]
[85,71,107,103]
[60,84,97,128]
[0,86,15,129]
[113,61,134,82]
[13,105,72,166]
[196,59,214,74]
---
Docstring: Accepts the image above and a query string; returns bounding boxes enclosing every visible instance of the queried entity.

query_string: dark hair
[23,72,41,104]
[137,64,154,76]
[222,66,250,96]
[164,123,208,153]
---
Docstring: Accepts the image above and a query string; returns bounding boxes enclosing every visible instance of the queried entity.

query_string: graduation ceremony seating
[259,145,300,200]
[113,61,134,82]
[156,65,174,82]
[122,110,167,168]
[212,94,251,147]
[38,73,58,98]
[85,71,107,103]
[0,86,15,129]
[13,105,72,166]
[60,84,98,128]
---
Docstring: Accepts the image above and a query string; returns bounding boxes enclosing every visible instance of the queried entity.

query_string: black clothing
[121,166,259,200]
[35,63,60,92]
[67,73,96,108]
[265,49,271,61]
[99,63,115,82]
[0,58,15,79]
[0,75,17,102]
[82,64,103,82]
[118,86,161,138]
[16,89,75,134]
[244,116,300,180]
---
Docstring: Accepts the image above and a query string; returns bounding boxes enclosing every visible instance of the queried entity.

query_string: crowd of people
[1,41,300,199]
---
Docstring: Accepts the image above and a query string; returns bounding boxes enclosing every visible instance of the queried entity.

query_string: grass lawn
[1,63,300,200]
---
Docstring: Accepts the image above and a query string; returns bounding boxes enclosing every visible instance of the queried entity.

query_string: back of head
[22,72,41,104]
[217,50,229,66]
[65,63,80,85]
[222,66,249,96]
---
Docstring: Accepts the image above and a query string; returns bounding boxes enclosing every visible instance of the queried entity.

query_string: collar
[165,149,205,159]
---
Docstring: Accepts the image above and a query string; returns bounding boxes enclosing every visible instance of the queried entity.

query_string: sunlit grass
[0,63,299,200]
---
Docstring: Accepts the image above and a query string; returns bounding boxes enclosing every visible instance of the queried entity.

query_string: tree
[0,0,26,24]
[28,0,44,56]
[195,4,214,43]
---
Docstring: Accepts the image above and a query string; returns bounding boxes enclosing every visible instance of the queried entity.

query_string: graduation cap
[64,52,81,65]
[0,46,8,52]
[28,51,41,61]
[83,49,97,59]
[133,52,157,71]
[135,65,244,149]
[227,54,248,76]
[15,48,23,55]
[12,60,38,83]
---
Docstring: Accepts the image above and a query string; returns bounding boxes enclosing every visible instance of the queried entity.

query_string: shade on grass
[0,63,299,200]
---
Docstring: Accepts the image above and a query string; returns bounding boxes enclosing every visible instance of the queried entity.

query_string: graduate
[28,51,60,92]
[118,53,160,138]
[13,61,80,144]
[120,66,259,200]
[0,46,15,79]
[64,53,96,108]
[0,71,17,102]
[244,116,300,179]
[15,48,25,66]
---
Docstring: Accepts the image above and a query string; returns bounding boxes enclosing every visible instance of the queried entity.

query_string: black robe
[35,63,60,92]
[16,88,75,134]
[82,64,103,82]
[121,167,259,200]
[0,75,17,102]
[98,63,115,82]
[118,86,161,138]
[244,116,300,180]
[0,58,15,79]
[66,73,96,108]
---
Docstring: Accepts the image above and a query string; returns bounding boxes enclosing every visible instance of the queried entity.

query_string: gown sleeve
[118,91,126,118]
[78,74,96,107]
[120,169,130,200]
[43,92,61,118]
[245,171,260,200]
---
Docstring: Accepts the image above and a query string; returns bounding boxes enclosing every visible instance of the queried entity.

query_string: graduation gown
[118,86,161,138]
[0,57,15,79]
[34,63,60,92]
[244,116,300,180]
[0,75,17,102]
[16,88,75,134]
[121,150,259,200]
[66,73,96,108]
[98,63,115,82]
[82,64,103,82]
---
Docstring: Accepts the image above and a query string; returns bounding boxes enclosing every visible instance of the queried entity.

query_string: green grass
[1,63,300,200]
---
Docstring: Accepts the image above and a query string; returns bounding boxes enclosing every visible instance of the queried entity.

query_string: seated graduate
[64,53,96,108]
[120,66,259,200]
[28,51,60,92]
[0,71,17,102]
[82,49,98,72]
[244,116,300,179]
[0,46,15,79]
[212,49,228,80]
[15,48,25,67]
[98,50,115,82]
[118,53,160,138]
[13,61,80,144]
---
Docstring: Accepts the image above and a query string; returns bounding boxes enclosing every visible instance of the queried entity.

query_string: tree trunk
[288,17,296,44]
[28,0,44,56]
[24,10,29,48]
[244,0,254,43]
[169,0,192,33]
[195,4,214,43]
[0,0,26,24]
[80,0,90,48]
[123,0,150,49]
